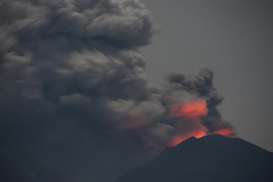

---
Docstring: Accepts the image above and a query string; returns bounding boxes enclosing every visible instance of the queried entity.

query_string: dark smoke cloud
[0,0,233,181]
[167,69,234,133]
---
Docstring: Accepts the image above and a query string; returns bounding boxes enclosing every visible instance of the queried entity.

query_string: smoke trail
[0,0,233,181]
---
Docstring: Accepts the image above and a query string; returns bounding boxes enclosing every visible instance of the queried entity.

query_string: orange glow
[214,128,234,137]
[167,135,189,148]
[171,100,208,119]
[167,130,207,147]
[193,130,207,139]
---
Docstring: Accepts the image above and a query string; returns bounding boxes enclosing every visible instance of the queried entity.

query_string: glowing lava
[193,130,207,138]
[171,99,208,120]
[166,99,209,147]
[167,130,207,148]
[214,128,234,137]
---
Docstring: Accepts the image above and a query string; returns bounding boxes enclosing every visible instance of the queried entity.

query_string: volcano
[117,135,273,182]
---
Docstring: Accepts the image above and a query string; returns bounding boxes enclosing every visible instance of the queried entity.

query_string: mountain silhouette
[117,135,273,182]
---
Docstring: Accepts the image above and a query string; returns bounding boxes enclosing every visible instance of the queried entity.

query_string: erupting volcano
[0,0,263,182]
[117,135,273,182]
[167,130,207,147]
[167,99,209,147]
[166,99,235,147]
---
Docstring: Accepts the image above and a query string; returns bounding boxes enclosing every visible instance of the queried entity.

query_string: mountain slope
[117,135,273,182]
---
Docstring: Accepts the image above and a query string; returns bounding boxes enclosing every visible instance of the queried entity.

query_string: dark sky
[143,0,273,151]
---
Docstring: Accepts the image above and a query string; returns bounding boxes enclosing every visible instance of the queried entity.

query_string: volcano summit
[117,135,273,182]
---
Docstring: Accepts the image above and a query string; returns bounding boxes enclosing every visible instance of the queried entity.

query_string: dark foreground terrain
[117,135,273,182]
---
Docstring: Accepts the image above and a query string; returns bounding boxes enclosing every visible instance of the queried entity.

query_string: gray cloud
[0,0,233,181]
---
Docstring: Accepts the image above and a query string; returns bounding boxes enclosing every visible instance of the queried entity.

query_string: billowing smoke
[0,0,234,181]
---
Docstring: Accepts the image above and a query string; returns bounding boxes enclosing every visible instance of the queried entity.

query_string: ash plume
[0,0,233,181]
[167,69,234,134]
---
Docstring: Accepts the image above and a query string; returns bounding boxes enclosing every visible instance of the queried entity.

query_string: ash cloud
[167,69,234,133]
[0,0,233,181]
